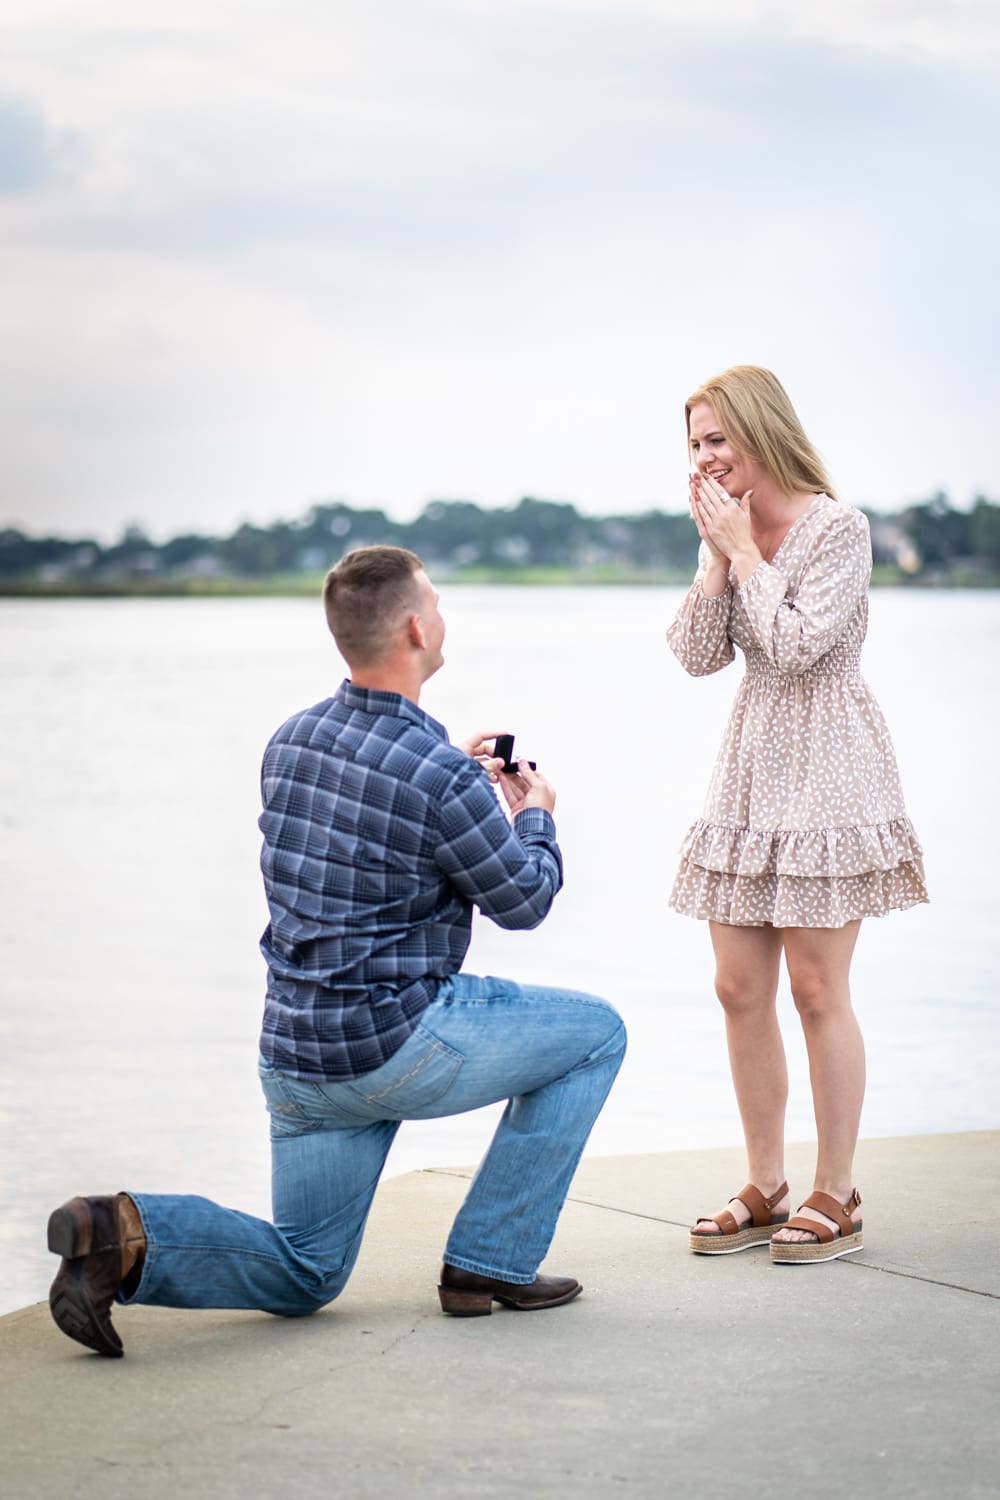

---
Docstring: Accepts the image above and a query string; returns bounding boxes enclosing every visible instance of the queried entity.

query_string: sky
[1,0,998,542]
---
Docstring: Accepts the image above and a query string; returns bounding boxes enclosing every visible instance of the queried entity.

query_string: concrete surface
[1,1131,997,1499]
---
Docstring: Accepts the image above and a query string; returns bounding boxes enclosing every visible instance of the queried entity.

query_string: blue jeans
[122,974,626,1316]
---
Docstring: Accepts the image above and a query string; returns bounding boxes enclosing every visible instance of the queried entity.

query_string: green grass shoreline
[2,563,998,597]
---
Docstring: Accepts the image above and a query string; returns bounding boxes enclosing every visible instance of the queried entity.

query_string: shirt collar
[335,680,449,743]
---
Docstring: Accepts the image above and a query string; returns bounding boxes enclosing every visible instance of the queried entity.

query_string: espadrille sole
[770,1230,863,1264]
[690,1219,789,1255]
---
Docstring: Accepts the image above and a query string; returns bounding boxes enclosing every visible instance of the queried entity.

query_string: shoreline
[2,566,999,597]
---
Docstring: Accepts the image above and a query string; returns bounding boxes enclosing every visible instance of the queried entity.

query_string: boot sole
[438,1283,582,1315]
[49,1261,124,1357]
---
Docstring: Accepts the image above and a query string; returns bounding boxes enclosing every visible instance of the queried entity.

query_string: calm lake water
[2,587,998,1315]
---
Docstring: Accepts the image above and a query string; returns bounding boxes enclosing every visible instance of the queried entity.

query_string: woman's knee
[713,969,775,1019]
[788,970,845,1024]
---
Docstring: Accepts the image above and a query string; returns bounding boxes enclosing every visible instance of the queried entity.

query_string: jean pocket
[346,1023,464,1117]
[260,1068,327,1138]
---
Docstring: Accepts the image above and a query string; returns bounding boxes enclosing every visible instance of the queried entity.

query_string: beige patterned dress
[666,493,928,928]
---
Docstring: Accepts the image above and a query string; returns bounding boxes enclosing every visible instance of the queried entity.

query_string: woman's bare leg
[695,922,789,1233]
[772,921,865,1244]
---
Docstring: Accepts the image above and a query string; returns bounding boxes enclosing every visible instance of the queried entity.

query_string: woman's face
[688,399,764,500]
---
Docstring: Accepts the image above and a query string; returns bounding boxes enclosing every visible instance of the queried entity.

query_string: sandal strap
[783,1213,836,1244]
[787,1189,862,1243]
[695,1180,792,1237]
[709,1180,790,1235]
[733,1181,790,1228]
[711,1208,740,1236]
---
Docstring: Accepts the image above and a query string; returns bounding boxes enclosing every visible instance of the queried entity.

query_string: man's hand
[455,730,506,783]
[497,761,556,817]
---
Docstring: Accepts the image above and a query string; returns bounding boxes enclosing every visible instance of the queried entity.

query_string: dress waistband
[743,646,862,681]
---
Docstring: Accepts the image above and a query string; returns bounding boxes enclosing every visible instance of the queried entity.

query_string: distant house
[869,517,920,574]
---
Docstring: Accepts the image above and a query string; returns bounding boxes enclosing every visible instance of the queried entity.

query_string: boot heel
[47,1199,92,1258]
[437,1285,493,1316]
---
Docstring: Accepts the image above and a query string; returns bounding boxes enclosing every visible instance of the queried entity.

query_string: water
[2,587,998,1315]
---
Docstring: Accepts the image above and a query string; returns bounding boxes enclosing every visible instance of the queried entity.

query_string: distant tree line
[2,491,999,588]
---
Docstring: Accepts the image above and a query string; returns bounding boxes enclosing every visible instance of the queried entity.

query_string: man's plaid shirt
[258,681,563,1080]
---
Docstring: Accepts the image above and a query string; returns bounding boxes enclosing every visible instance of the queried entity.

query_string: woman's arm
[666,541,735,677]
[738,507,872,674]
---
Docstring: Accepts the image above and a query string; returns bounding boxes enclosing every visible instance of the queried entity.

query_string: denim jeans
[122,974,626,1317]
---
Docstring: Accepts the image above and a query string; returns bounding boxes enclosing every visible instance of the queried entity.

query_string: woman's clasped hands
[688,470,755,564]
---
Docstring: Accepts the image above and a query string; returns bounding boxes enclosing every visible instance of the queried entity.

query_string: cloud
[0,1,997,536]
[0,94,81,193]
[6,9,995,262]
[500,0,1000,66]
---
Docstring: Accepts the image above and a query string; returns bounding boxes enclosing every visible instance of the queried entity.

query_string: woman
[666,365,927,1264]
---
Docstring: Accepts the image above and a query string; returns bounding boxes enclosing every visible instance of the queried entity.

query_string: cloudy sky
[2,0,998,541]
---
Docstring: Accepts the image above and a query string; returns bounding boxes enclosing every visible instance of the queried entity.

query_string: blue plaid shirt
[258,681,564,1079]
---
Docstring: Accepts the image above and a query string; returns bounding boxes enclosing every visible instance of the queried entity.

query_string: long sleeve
[434,770,563,931]
[738,506,871,675]
[666,542,736,677]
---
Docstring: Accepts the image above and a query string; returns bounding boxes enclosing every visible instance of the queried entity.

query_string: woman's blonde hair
[685,365,837,500]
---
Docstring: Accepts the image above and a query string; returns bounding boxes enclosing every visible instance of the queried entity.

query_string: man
[48,546,626,1356]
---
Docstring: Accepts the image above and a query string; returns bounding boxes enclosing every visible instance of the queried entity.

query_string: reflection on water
[1,588,998,1314]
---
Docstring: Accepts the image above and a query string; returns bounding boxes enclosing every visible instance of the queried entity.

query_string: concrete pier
[1,1130,997,1498]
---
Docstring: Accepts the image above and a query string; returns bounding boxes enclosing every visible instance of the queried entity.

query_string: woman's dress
[666,493,928,928]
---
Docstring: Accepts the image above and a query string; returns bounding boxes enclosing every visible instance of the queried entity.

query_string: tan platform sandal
[689,1181,789,1255]
[769,1188,863,1264]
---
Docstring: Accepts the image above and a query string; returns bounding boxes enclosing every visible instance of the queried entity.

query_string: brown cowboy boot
[48,1194,146,1357]
[438,1262,582,1316]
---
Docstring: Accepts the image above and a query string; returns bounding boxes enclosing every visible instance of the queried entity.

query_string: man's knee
[270,1268,350,1318]
[578,999,627,1067]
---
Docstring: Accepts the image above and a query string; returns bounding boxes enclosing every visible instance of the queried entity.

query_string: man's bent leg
[269,1117,400,1300]
[119,1192,341,1317]
[445,1020,625,1280]
[48,1185,342,1355]
[413,976,627,1283]
[119,1110,399,1318]
[43,1076,399,1359]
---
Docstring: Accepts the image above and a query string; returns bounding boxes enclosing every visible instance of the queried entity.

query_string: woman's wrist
[731,545,763,586]
[700,558,731,598]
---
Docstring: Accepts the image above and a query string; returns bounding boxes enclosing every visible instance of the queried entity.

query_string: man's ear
[407,612,426,650]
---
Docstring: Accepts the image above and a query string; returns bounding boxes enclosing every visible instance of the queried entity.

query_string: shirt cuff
[512,807,556,839]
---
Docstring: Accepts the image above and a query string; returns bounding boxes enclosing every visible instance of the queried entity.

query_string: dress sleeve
[737,506,871,675]
[665,541,735,677]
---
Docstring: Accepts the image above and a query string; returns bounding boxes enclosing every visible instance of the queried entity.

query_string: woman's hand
[690,472,755,560]
[689,472,762,590]
[688,472,731,566]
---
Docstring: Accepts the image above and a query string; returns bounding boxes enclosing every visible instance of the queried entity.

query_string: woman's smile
[687,399,761,499]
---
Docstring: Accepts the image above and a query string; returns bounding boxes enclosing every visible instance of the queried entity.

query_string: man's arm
[433,760,563,931]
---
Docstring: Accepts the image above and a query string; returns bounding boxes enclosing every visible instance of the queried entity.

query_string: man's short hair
[322,545,425,666]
